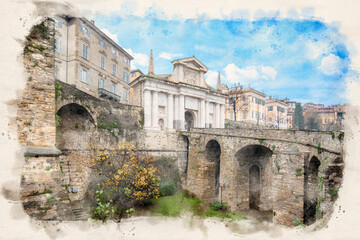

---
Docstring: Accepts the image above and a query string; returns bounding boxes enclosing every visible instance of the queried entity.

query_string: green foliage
[113,121,118,128]
[317,142,322,154]
[125,208,135,217]
[43,189,53,194]
[331,132,335,139]
[292,218,305,226]
[92,185,114,222]
[337,132,343,141]
[327,188,339,201]
[272,145,276,151]
[276,165,280,172]
[318,176,324,192]
[159,181,176,196]
[55,81,62,101]
[48,197,56,203]
[55,114,61,127]
[296,168,302,176]
[294,103,305,130]
[211,202,226,211]
[258,139,264,144]
[45,166,51,171]
[225,123,230,129]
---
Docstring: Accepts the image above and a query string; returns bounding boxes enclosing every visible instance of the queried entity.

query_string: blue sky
[93,15,350,105]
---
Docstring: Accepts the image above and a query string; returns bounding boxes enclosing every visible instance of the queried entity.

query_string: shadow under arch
[304,156,321,225]
[56,103,96,149]
[234,144,273,211]
[205,140,221,199]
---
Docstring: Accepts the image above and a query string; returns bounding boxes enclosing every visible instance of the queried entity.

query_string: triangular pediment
[172,56,208,72]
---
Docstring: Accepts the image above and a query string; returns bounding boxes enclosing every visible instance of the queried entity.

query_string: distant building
[53,16,133,104]
[129,69,144,105]
[130,51,226,131]
[280,98,298,129]
[303,103,346,130]
[224,85,266,126]
[266,97,289,129]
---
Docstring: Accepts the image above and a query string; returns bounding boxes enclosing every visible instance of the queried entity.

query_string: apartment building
[265,97,288,129]
[53,16,133,104]
[224,86,266,126]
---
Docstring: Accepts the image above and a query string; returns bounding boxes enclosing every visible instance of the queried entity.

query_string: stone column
[144,89,152,128]
[205,101,209,128]
[220,104,225,128]
[215,103,220,128]
[167,93,174,130]
[174,95,179,129]
[152,91,158,128]
[179,94,185,129]
[200,99,206,128]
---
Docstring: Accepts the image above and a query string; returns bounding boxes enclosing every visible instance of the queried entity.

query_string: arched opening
[185,111,195,131]
[249,165,261,210]
[56,103,95,149]
[205,140,221,199]
[235,145,272,211]
[158,118,164,130]
[304,156,321,225]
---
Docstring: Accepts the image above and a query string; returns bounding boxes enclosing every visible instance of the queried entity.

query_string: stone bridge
[181,128,344,226]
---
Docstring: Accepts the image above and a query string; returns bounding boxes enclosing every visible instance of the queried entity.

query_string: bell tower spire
[148,49,154,75]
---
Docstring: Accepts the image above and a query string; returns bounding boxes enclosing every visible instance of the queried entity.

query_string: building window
[111,47,118,56]
[55,64,59,79]
[98,78,106,89]
[230,112,233,120]
[100,56,105,69]
[123,89,129,101]
[55,38,61,53]
[268,106,273,111]
[123,71,129,83]
[52,18,62,28]
[242,96,246,102]
[242,111,246,119]
[112,64,116,76]
[131,72,136,78]
[229,97,234,104]
[83,44,88,59]
[111,83,116,94]
[99,38,107,49]
[278,107,285,113]
[80,24,91,36]
[80,68,89,84]
[123,57,129,64]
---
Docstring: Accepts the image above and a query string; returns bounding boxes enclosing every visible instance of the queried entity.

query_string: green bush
[160,181,176,196]
[327,188,339,201]
[211,202,223,211]
[92,185,114,222]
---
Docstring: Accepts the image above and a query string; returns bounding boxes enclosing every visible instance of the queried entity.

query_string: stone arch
[304,156,321,225]
[158,118,165,130]
[234,145,273,211]
[205,139,221,199]
[56,103,96,149]
[185,110,195,131]
[57,101,96,124]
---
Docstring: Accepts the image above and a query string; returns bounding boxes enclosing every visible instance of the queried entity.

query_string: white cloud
[319,54,343,75]
[159,52,183,60]
[205,64,277,90]
[100,28,118,44]
[124,48,148,70]
[205,70,220,87]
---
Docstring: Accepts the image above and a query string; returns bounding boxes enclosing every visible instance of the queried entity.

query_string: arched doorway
[304,156,321,225]
[235,145,272,211]
[205,140,221,199]
[185,111,195,131]
[56,103,95,149]
[249,165,261,210]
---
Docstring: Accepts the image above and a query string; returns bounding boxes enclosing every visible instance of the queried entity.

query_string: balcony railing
[98,88,121,102]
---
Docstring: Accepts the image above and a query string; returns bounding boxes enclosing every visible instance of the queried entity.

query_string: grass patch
[148,192,244,221]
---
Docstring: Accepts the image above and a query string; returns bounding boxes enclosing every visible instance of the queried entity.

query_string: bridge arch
[56,103,96,149]
[234,145,273,211]
[304,156,321,225]
[205,139,221,199]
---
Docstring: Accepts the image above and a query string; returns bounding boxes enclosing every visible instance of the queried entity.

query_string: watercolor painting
[1,0,360,239]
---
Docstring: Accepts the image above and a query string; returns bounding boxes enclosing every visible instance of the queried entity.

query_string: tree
[294,103,305,130]
[68,141,161,209]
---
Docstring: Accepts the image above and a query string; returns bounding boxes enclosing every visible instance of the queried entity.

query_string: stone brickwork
[184,128,344,226]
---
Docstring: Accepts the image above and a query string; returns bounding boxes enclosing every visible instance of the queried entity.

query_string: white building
[130,51,226,131]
